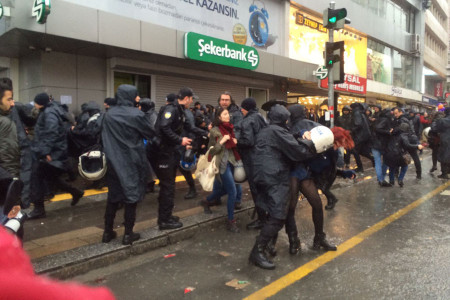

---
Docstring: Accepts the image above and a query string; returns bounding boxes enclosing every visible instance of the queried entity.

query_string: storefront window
[393,50,414,89]
[367,40,392,85]
[114,72,151,98]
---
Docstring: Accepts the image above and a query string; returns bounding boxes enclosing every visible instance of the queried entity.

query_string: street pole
[327,1,335,128]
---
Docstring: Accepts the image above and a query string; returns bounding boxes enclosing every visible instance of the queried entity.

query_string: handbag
[195,147,218,192]
[402,153,411,165]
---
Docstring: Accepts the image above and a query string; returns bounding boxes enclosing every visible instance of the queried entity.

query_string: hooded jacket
[431,111,450,163]
[101,84,155,203]
[252,105,316,219]
[350,103,372,145]
[408,111,422,136]
[69,101,102,155]
[336,106,352,130]
[288,104,320,134]
[31,101,70,170]
[227,103,243,139]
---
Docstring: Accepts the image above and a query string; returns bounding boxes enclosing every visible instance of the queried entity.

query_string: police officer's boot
[313,233,337,251]
[288,233,301,255]
[27,205,46,220]
[184,186,198,199]
[249,238,275,270]
[266,233,277,257]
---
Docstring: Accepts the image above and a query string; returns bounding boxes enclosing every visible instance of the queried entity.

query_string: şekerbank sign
[185,32,259,70]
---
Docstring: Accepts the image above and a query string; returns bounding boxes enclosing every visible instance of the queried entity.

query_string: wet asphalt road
[75,156,450,299]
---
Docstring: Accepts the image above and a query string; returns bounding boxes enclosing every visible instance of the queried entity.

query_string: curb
[33,204,254,280]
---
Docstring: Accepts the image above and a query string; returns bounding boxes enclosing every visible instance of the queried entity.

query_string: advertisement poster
[62,0,283,55]
[289,6,367,78]
[367,48,392,84]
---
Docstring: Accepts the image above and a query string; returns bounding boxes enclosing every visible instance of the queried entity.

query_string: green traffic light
[328,60,333,65]
[329,16,337,23]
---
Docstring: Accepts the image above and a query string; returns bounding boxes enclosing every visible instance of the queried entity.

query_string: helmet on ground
[233,161,246,183]
[78,151,107,181]
[310,126,334,153]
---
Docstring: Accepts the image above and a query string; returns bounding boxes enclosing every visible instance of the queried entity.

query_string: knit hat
[34,93,50,106]
[241,97,256,111]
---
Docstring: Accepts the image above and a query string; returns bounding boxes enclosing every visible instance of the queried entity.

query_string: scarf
[218,122,241,161]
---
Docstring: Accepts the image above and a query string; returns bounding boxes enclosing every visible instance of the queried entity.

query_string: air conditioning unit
[411,34,420,53]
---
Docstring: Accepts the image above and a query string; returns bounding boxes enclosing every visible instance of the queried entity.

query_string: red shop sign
[434,82,443,97]
[321,74,367,95]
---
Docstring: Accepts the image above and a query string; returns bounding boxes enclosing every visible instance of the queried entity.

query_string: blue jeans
[206,163,241,220]
[371,148,388,182]
[389,165,408,182]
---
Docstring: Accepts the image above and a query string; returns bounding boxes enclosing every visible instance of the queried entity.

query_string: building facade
[0,0,445,114]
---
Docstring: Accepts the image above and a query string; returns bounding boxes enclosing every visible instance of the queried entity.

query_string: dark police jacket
[101,85,155,203]
[252,105,316,219]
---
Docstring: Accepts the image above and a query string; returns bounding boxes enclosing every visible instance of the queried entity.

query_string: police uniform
[149,101,185,226]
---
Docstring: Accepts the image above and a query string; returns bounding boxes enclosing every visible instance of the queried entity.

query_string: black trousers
[149,149,177,223]
[242,155,266,220]
[178,166,195,189]
[408,148,421,177]
[431,148,438,168]
[104,201,137,235]
[30,160,81,208]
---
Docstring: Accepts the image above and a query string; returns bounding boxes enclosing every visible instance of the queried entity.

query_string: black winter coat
[336,113,352,130]
[371,109,392,151]
[431,113,450,163]
[384,132,419,168]
[350,103,371,145]
[101,85,155,204]
[237,109,267,176]
[228,104,243,139]
[409,114,422,136]
[253,105,316,219]
[31,102,70,170]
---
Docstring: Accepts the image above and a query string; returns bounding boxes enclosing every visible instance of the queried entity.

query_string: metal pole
[328,1,335,128]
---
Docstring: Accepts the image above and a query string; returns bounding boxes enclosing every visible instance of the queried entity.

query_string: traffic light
[325,41,345,84]
[323,8,347,29]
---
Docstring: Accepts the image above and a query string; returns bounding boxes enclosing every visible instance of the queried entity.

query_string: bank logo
[185,32,259,70]
[32,0,51,24]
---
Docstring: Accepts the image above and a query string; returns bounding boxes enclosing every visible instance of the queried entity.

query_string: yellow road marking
[244,181,450,300]
[50,174,196,202]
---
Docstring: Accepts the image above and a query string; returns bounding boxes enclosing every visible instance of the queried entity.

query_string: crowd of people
[1,76,450,273]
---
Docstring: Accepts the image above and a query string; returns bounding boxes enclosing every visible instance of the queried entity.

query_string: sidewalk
[22,154,411,279]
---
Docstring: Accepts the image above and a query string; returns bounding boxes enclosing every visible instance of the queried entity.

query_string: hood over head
[115,84,138,107]
[399,123,410,132]
[287,104,306,122]
[84,101,101,113]
[350,102,364,111]
[268,104,290,125]
[381,108,392,118]
[342,105,351,112]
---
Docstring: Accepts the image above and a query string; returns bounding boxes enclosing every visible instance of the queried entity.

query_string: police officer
[148,88,192,230]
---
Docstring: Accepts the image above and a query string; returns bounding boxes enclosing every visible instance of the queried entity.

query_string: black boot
[288,234,301,255]
[266,234,277,257]
[325,197,338,210]
[429,166,437,173]
[313,233,337,251]
[378,181,392,187]
[122,232,140,245]
[200,200,212,214]
[246,218,264,230]
[248,239,275,270]
[27,206,46,220]
[184,186,198,199]
[70,189,84,206]
[102,230,117,243]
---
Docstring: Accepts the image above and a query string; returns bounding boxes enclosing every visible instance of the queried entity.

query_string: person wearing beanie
[431,106,450,179]
[236,98,267,230]
[240,97,256,112]
[34,93,50,107]
[166,93,178,104]
[27,92,85,220]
